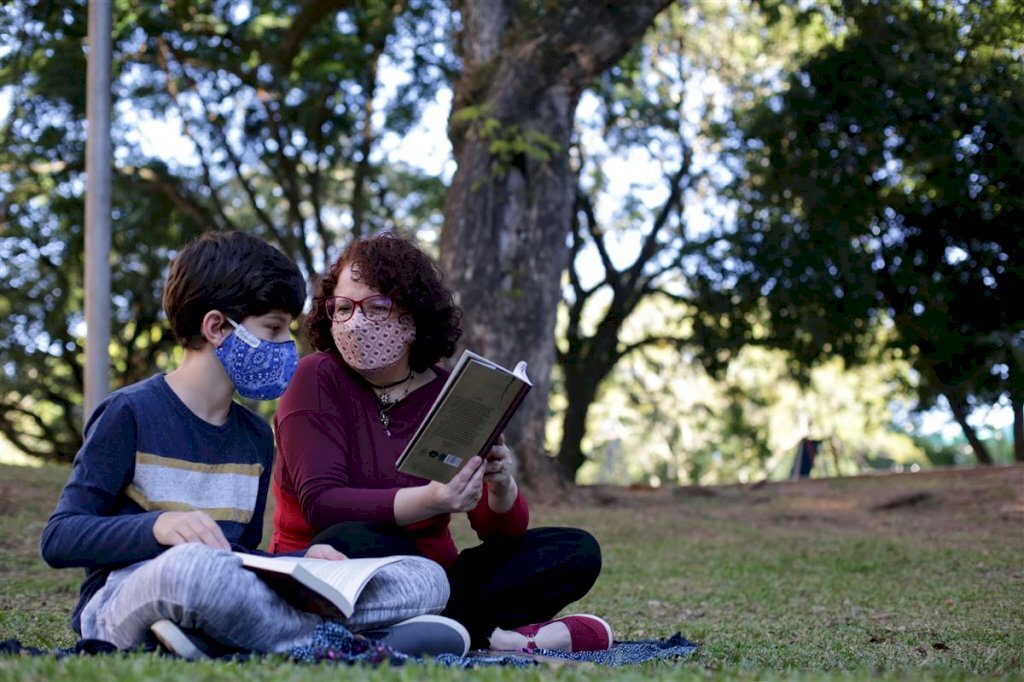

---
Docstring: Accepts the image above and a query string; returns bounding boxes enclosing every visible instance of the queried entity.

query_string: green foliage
[692,0,1024,461]
[482,121,561,176]
[451,105,561,177]
[915,425,1017,468]
[0,0,450,461]
[0,1,205,456]
[566,307,925,486]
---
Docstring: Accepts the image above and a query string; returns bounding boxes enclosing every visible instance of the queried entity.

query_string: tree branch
[625,151,691,291]
[618,333,691,360]
[277,0,356,72]
[162,41,285,247]
[256,89,315,265]
[154,37,236,231]
[307,90,332,265]
[460,0,675,118]
[0,405,67,458]
[118,165,223,229]
[350,48,380,239]
[576,189,620,290]
[563,194,590,364]
[640,229,717,291]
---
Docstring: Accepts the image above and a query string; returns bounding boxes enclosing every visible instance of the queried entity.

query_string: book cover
[396,350,531,483]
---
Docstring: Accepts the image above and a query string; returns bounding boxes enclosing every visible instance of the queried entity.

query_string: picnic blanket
[1,622,698,668]
[294,621,699,667]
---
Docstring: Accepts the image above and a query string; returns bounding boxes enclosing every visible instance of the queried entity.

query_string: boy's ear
[200,311,232,348]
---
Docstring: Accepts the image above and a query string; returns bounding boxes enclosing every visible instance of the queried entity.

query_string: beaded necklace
[370,370,414,436]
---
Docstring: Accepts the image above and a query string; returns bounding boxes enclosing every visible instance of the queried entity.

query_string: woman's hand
[304,543,347,560]
[394,454,512,524]
[483,436,515,491]
[484,435,518,513]
[426,456,486,514]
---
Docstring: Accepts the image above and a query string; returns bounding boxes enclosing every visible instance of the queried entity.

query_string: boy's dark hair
[163,231,306,349]
[306,232,462,371]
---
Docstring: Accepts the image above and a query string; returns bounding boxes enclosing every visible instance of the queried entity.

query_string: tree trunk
[1013,395,1023,463]
[441,0,673,495]
[441,88,574,496]
[557,302,631,479]
[350,50,378,240]
[946,392,993,465]
[557,365,605,480]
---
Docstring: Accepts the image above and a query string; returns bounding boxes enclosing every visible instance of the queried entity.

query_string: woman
[271,232,610,652]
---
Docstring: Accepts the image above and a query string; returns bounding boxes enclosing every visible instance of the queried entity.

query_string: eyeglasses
[325,295,394,323]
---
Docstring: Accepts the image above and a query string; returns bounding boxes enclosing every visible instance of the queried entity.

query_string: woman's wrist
[394,485,438,525]
[487,478,518,514]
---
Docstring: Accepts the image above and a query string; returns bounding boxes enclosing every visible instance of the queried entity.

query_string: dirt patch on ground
[0,465,66,516]
[567,464,1024,550]
[6,460,1022,554]
[0,464,70,555]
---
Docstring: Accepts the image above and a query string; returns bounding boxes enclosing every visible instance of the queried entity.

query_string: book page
[236,552,303,574]
[512,361,530,383]
[298,555,403,607]
[235,553,403,618]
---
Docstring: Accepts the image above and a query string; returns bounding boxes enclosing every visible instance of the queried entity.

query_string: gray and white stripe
[126,452,262,523]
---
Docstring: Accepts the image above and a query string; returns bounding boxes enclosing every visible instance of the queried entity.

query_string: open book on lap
[396,350,532,484]
[234,552,405,619]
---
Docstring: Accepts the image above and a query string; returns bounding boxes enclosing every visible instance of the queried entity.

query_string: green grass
[2,458,1022,680]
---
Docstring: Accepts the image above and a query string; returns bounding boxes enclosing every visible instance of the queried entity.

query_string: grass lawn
[1,456,1021,680]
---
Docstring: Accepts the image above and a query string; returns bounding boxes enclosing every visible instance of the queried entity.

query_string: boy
[40,231,468,659]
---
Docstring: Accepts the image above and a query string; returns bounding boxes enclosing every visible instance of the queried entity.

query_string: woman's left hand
[304,543,347,560]
[483,436,515,490]
[483,435,518,513]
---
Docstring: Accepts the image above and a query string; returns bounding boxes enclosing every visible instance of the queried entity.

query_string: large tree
[693,0,1024,463]
[439,0,674,491]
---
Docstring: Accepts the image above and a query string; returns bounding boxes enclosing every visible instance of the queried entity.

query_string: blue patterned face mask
[214,318,298,400]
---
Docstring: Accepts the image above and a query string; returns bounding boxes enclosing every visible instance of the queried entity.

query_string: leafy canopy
[693,0,1024,455]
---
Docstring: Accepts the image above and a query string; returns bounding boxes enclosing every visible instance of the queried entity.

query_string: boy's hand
[304,544,347,560]
[153,511,231,550]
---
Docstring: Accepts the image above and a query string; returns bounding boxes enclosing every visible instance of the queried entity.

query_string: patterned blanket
[293,622,698,667]
[1,622,699,668]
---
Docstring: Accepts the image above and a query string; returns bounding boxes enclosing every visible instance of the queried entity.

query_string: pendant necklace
[370,370,413,436]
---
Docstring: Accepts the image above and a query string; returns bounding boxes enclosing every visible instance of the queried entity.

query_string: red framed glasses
[325,295,394,322]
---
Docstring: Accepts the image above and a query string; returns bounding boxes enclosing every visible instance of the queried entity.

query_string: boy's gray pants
[79,543,449,652]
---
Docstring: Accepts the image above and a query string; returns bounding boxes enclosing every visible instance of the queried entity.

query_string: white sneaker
[150,619,210,660]
[360,615,470,657]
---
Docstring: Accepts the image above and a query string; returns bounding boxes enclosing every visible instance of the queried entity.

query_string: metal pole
[84,0,113,420]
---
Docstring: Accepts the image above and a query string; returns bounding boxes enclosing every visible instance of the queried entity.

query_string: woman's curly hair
[306,232,463,371]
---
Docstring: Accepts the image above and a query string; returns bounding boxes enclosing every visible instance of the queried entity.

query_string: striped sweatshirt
[40,374,274,634]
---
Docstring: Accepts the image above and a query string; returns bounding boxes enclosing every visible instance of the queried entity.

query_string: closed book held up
[396,350,531,483]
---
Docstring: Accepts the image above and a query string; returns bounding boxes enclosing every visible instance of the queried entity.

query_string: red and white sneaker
[512,613,613,652]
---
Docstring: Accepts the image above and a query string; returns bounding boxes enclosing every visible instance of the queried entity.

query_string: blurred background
[1,0,1021,488]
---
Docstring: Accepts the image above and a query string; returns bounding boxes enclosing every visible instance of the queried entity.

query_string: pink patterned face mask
[332,313,416,379]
